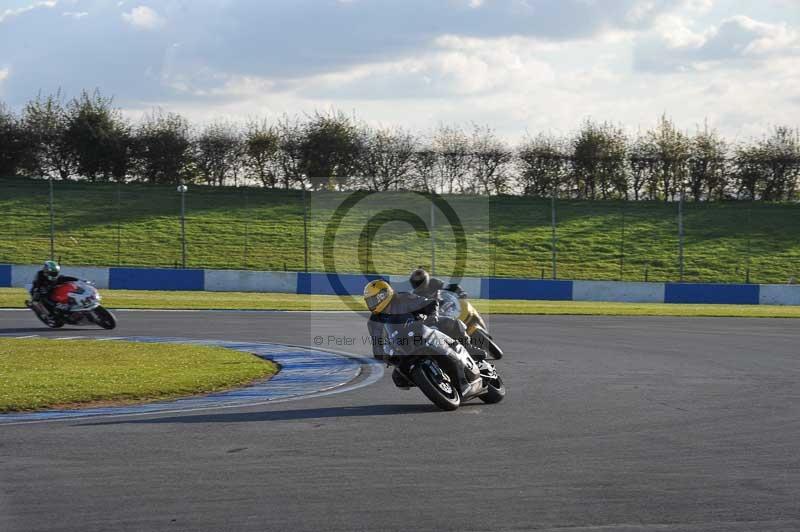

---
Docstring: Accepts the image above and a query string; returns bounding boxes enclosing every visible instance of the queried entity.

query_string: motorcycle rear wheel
[411,362,461,411]
[91,306,117,330]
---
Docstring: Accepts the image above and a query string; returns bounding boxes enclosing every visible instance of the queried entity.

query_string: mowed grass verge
[1,287,799,318]
[0,338,277,412]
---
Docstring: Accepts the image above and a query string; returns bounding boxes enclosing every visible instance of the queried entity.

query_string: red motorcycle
[26,280,117,330]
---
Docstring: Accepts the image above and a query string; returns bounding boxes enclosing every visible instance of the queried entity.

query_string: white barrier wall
[389,275,482,297]
[10,265,110,289]
[759,284,800,306]
[572,280,665,303]
[204,270,297,293]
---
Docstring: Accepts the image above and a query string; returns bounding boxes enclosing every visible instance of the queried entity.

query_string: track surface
[1,310,799,531]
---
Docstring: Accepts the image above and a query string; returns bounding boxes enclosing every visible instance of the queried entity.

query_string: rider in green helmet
[31,261,77,311]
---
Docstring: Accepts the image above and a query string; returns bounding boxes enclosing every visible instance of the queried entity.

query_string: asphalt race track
[1,310,799,532]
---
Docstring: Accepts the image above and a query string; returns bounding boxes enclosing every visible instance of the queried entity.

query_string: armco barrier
[0,264,10,288]
[204,270,297,293]
[109,268,205,291]
[297,272,387,296]
[665,282,760,305]
[3,264,800,305]
[572,280,664,303]
[759,284,800,306]
[481,278,573,300]
[10,264,110,289]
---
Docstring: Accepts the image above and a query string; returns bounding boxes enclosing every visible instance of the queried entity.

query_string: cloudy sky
[0,0,798,140]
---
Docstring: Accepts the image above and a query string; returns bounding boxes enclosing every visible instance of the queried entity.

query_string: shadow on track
[82,403,441,426]
[0,327,68,334]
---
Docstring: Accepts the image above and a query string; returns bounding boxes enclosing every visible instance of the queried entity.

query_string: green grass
[0,338,277,412]
[2,177,800,283]
[1,287,798,318]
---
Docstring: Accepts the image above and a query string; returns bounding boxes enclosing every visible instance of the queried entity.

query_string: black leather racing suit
[31,271,78,311]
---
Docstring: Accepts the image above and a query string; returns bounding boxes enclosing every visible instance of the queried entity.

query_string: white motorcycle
[26,280,117,330]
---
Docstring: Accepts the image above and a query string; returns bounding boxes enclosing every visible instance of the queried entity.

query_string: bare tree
[193,121,242,186]
[645,115,690,201]
[132,110,192,185]
[358,125,417,191]
[21,91,76,180]
[432,124,472,193]
[471,125,513,195]
[0,104,28,178]
[517,134,569,197]
[276,115,305,189]
[242,119,281,188]
[572,119,628,199]
[688,123,728,201]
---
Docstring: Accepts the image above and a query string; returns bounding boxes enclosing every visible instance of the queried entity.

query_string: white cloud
[63,11,88,19]
[0,67,9,82]
[121,5,164,30]
[0,0,57,24]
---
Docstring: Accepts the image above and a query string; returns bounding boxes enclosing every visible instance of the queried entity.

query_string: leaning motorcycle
[437,288,504,360]
[26,280,117,330]
[383,323,505,411]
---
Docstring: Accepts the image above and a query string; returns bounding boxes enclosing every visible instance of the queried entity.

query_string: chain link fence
[2,177,799,284]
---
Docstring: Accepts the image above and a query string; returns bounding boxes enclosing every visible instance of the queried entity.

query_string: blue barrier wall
[4,263,800,305]
[109,268,205,291]
[0,264,10,288]
[665,282,760,305]
[481,278,573,301]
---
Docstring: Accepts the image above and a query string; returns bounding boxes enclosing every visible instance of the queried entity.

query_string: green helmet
[43,260,60,280]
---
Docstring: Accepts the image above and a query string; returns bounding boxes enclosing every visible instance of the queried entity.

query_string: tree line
[1,90,799,201]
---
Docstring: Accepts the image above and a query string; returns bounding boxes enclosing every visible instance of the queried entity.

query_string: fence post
[116,182,122,266]
[551,184,557,280]
[430,198,436,276]
[303,189,309,273]
[619,203,626,281]
[746,202,752,283]
[48,176,55,260]
[243,190,249,269]
[678,189,684,282]
[178,183,187,269]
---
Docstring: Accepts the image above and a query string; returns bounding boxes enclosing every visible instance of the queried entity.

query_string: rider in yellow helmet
[364,279,487,388]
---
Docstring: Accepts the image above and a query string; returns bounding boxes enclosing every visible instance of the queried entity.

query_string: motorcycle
[382,322,505,411]
[26,280,117,330]
[436,288,504,360]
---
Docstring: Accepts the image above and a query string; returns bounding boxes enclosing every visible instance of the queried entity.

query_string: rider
[409,267,467,299]
[30,261,77,312]
[364,279,486,388]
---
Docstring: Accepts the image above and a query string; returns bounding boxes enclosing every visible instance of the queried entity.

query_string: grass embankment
[0,338,277,412]
[2,178,800,283]
[1,287,798,318]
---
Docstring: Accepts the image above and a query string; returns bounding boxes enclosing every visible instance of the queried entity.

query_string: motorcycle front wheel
[480,374,506,404]
[91,306,117,330]
[411,362,461,411]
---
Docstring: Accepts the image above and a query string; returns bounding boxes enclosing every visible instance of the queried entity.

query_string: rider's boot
[391,368,412,390]
[462,340,488,361]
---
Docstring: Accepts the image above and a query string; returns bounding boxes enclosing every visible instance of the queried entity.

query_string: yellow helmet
[363,279,394,314]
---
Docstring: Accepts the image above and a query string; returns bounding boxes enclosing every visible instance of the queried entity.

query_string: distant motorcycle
[383,322,505,411]
[437,289,504,360]
[26,280,117,330]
